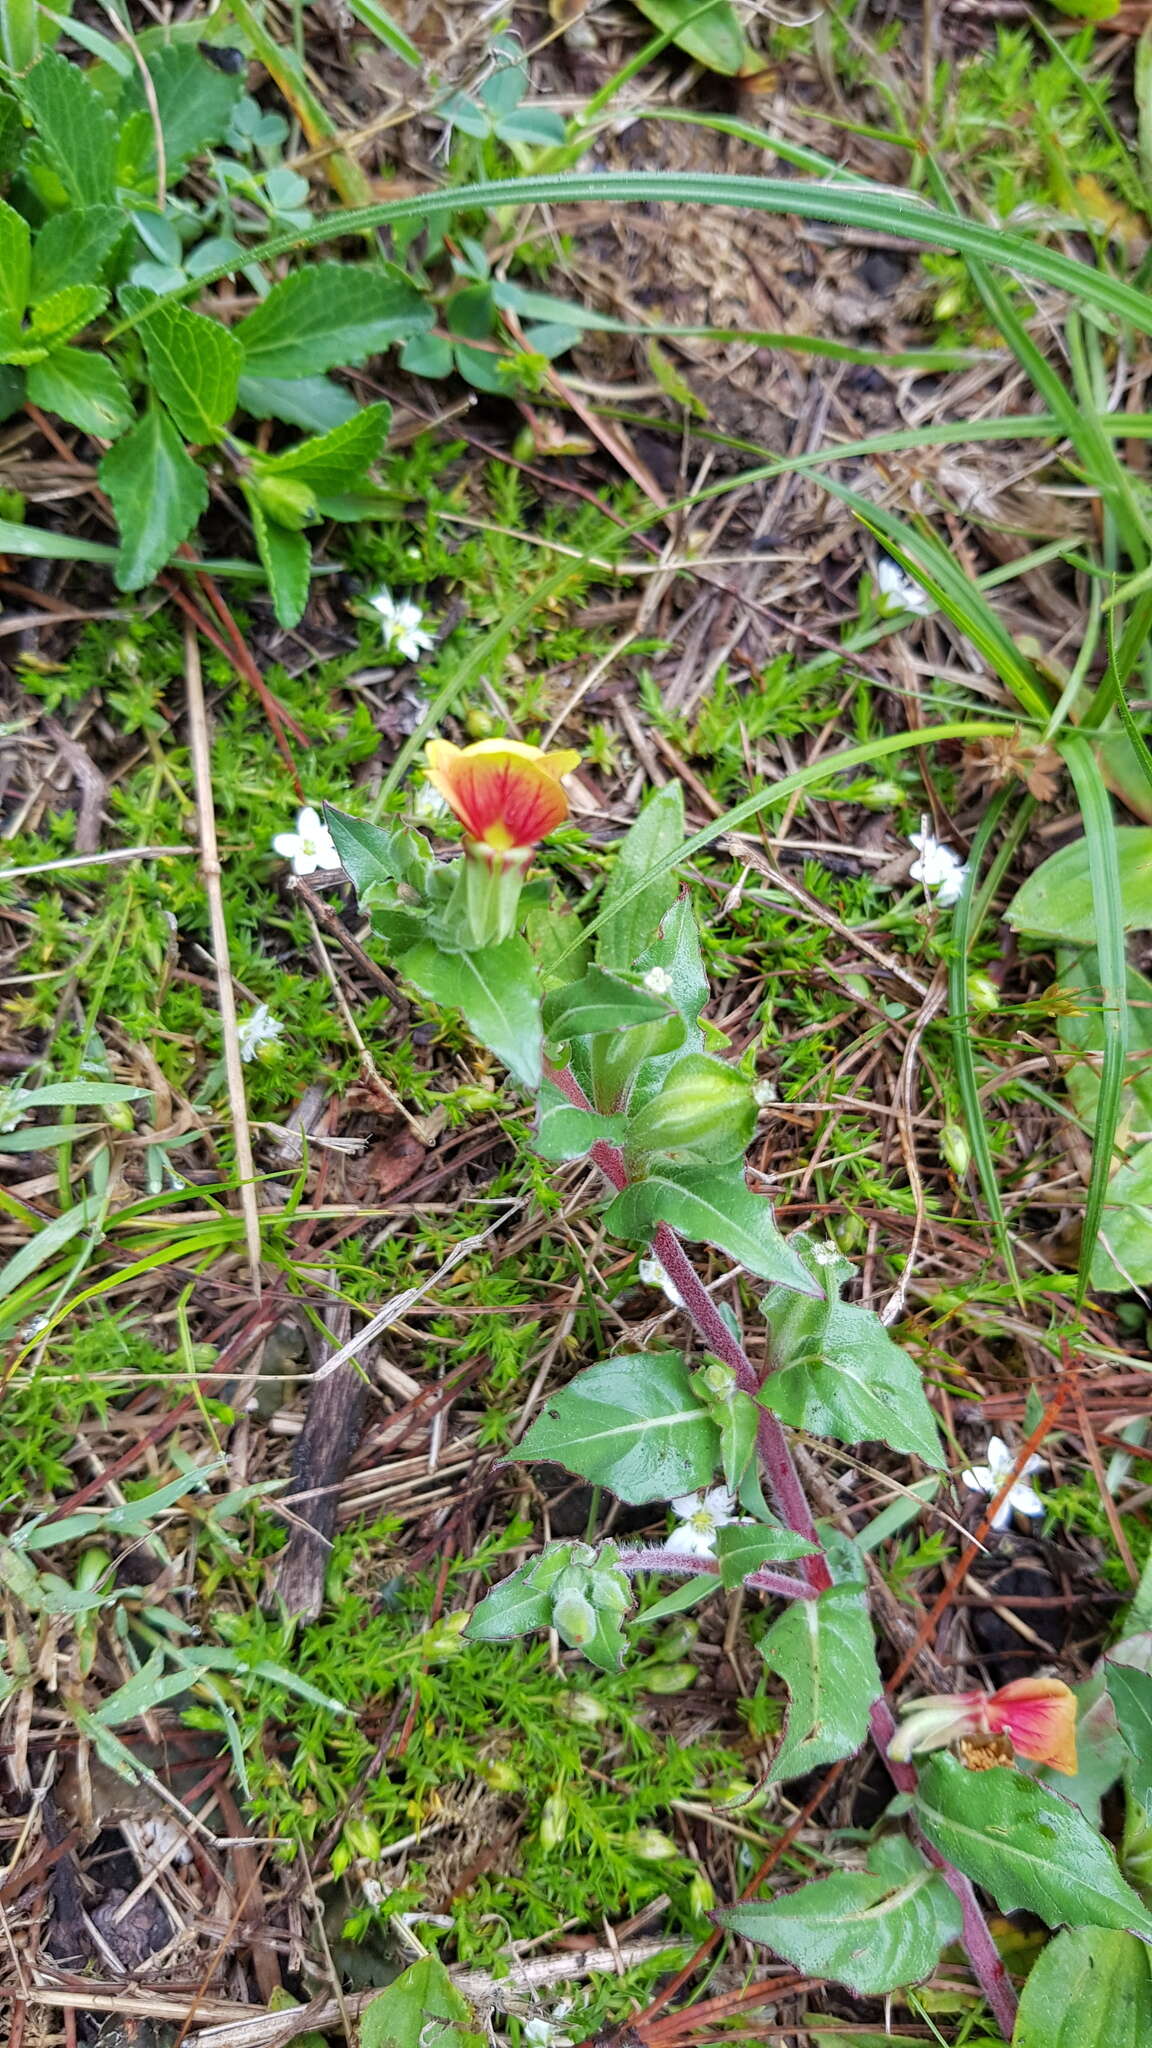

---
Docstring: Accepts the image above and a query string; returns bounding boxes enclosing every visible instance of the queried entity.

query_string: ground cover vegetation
[5,0,1152,2044]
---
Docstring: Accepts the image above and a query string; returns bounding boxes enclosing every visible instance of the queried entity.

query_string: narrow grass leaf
[1061,735,1129,1301]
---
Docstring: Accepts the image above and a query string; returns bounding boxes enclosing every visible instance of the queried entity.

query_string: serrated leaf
[759,1241,943,1466]
[361,1958,484,2048]
[20,52,117,205]
[120,44,244,177]
[544,967,673,1040]
[236,372,359,434]
[915,1754,1152,1935]
[717,1837,962,1996]
[759,1571,882,1783]
[29,283,107,347]
[1007,828,1152,944]
[139,302,241,444]
[604,1164,820,1295]
[632,0,753,74]
[464,1559,554,1642]
[27,348,133,437]
[399,937,542,1088]
[597,783,685,971]
[516,1351,718,1504]
[0,201,30,323]
[247,492,311,630]
[714,1521,818,1586]
[535,1080,629,1162]
[254,401,392,490]
[30,206,124,300]
[234,262,431,379]
[100,408,208,591]
[1014,1927,1152,2047]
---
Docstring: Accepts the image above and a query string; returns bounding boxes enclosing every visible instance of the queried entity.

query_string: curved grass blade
[1061,734,1129,1302]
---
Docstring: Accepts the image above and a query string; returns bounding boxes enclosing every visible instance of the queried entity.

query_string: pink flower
[889,1676,1078,1776]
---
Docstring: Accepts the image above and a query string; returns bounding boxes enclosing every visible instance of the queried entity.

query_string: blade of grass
[1061,733,1129,1304]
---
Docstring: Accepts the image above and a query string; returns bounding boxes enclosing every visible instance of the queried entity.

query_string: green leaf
[253,401,392,490]
[0,516,116,565]
[1014,1927,1152,2047]
[120,44,244,177]
[464,1559,554,1642]
[323,806,432,900]
[597,784,685,971]
[758,1238,943,1466]
[342,0,422,66]
[717,1835,962,1996]
[399,937,542,1088]
[516,1351,719,1504]
[1107,1660,1152,1810]
[632,0,752,75]
[1058,952,1152,1136]
[714,1520,818,1586]
[26,347,133,437]
[0,200,30,324]
[246,492,311,630]
[1089,1139,1152,1291]
[100,408,208,591]
[236,372,360,434]
[759,1569,882,1783]
[543,967,673,1041]
[604,1164,820,1295]
[234,262,431,379]
[30,206,124,299]
[0,1191,99,1302]
[361,1958,484,2048]
[28,282,107,348]
[1006,828,1152,945]
[139,303,242,444]
[535,1081,629,1163]
[624,1053,757,1168]
[0,88,21,177]
[6,1082,150,1112]
[915,1755,1152,1935]
[20,52,117,205]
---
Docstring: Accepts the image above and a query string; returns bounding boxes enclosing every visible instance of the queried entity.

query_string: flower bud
[940,1122,971,1177]
[589,1569,630,1614]
[621,1827,678,1861]
[967,971,1001,1016]
[625,1054,755,1167]
[539,1790,568,1847]
[688,1871,716,1915]
[477,1756,520,1792]
[342,1817,382,1862]
[644,1662,697,1695]
[104,1099,136,1133]
[552,1586,597,1647]
[420,1611,469,1661]
[554,1690,608,1726]
[250,472,318,529]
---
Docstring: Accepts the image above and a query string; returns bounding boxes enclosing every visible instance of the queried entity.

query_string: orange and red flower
[424,739,580,852]
[889,1676,1078,1776]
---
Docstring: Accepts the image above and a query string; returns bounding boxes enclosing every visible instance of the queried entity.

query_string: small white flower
[875,556,934,616]
[663,1485,746,1560]
[961,1434,1046,1531]
[272,805,340,877]
[909,822,968,907]
[236,1004,283,1063]
[638,1256,685,1309]
[411,778,450,822]
[753,1078,777,1108]
[643,966,673,997]
[368,587,435,663]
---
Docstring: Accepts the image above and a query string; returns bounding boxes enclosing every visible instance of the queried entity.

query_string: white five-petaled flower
[236,1004,283,1063]
[875,556,934,617]
[272,805,340,877]
[961,1435,1046,1531]
[663,1485,746,1559]
[909,823,968,908]
[369,587,435,663]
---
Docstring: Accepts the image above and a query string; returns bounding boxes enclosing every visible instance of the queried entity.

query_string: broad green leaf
[361,1958,484,2048]
[234,262,431,379]
[604,1164,819,1295]
[535,1081,629,1163]
[544,968,673,1041]
[597,784,685,971]
[139,302,242,444]
[759,1238,943,1466]
[246,493,311,630]
[254,400,392,489]
[718,1835,962,1996]
[30,206,124,299]
[516,1351,718,1504]
[915,1755,1152,1935]
[464,1559,554,1642]
[119,44,244,176]
[759,1570,882,1783]
[324,806,432,900]
[1108,1661,1152,1810]
[1089,1139,1152,1292]
[0,516,116,565]
[1014,1928,1152,2048]
[20,52,117,205]
[1046,0,1118,13]
[632,0,752,75]
[27,348,133,436]
[28,283,107,348]
[714,1521,818,1586]
[399,936,542,1088]
[1007,829,1152,944]
[236,372,360,434]
[0,200,30,323]
[100,408,208,591]
[1058,953,1152,1135]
